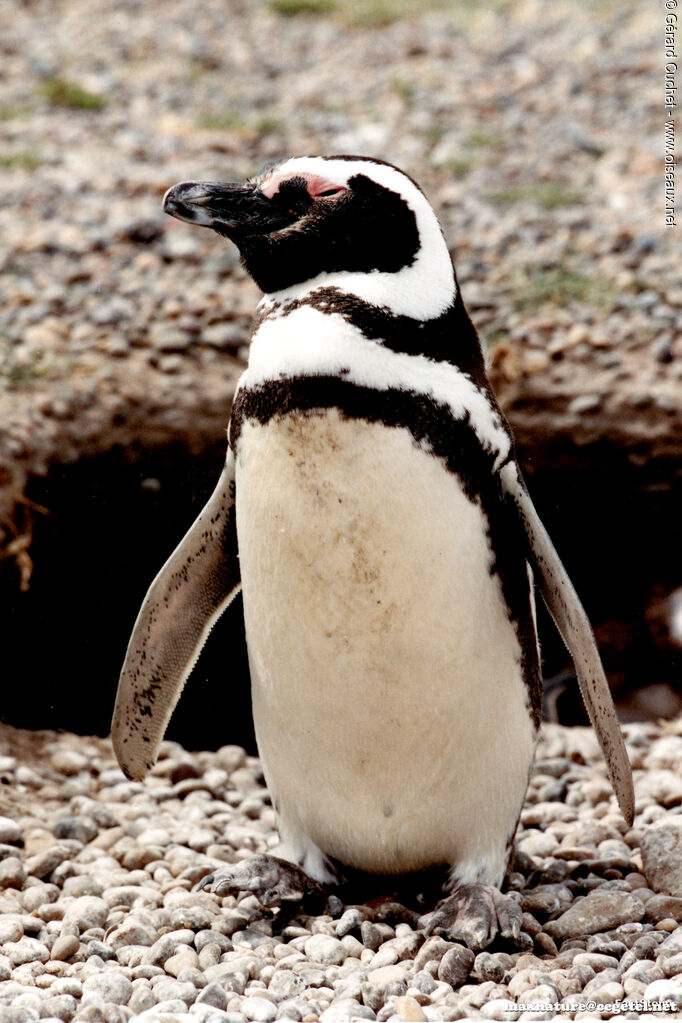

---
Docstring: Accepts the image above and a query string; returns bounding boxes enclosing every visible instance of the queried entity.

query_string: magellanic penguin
[112,156,634,949]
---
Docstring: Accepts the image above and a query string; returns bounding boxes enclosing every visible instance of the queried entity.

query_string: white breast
[235,409,536,886]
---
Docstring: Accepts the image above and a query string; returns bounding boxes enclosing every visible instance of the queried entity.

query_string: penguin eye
[260,172,347,203]
[305,177,347,199]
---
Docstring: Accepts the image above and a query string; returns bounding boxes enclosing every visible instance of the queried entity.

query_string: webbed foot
[420,883,523,950]
[197,853,326,910]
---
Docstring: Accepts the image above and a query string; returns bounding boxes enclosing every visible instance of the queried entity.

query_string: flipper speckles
[111,452,240,781]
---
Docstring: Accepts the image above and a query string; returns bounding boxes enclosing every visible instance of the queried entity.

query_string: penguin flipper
[500,460,634,827]
[111,451,240,782]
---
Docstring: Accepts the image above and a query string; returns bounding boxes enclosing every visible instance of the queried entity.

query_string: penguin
[111,156,633,949]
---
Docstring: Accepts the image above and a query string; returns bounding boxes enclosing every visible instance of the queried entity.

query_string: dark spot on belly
[383,801,395,818]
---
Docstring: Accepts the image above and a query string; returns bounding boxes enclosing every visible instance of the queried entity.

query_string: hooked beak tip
[162,182,216,225]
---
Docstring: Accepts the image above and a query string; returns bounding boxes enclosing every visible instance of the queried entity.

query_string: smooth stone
[392,995,426,1021]
[303,934,346,965]
[363,964,408,1010]
[150,977,197,1006]
[0,856,27,888]
[336,908,364,937]
[24,846,72,879]
[360,921,383,951]
[164,948,199,977]
[641,818,682,897]
[0,918,23,944]
[414,936,452,972]
[647,894,682,922]
[128,985,157,1013]
[475,951,514,983]
[643,977,682,1005]
[107,921,156,950]
[195,981,228,1009]
[544,890,644,940]
[240,995,278,1022]
[50,934,80,961]
[62,896,109,932]
[2,937,49,965]
[54,816,99,844]
[0,816,22,844]
[319,999,376,1021]
[82,970,134,1005]
[438,945,475,987]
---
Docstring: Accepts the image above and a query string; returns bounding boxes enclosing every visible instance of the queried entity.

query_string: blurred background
[0,0,680,752]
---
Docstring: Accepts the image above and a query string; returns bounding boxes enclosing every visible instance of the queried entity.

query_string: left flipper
[500,459,634,826]
[111,453,241,781]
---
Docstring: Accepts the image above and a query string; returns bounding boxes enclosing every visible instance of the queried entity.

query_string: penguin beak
[163,181,296,238]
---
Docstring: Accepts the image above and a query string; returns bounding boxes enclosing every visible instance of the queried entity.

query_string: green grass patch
[442,156,473,179]
[0,102,35,121]
[483,328,507,349]
[489,182,585,210]
[38,77,107,111]
[515,268,617,310]
[389,75,415,104]
[3,350,44,390]
[197,109,247,131]
[269,0,452,25]
[254,114,286,136]
[0,150,44,170]
[197,108,286,138]
[465,130,502,150]
[269,0,335,14]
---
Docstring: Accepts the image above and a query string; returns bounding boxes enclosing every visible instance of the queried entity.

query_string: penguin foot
[420,883,523,951]
[196,853,326,910]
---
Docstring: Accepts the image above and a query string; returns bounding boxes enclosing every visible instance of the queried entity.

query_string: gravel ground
[1,722,682,1022]
[1,0,680,583]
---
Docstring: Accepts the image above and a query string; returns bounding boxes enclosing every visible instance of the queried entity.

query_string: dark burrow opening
[1,441,681,755]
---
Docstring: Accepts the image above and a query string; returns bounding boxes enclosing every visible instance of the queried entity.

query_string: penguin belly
[235,407,537,885]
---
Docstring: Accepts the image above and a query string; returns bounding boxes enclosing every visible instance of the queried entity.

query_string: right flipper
[500,460,634,826]
[111,450,240,781]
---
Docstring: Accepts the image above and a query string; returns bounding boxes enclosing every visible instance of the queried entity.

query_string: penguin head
[164,156,455,316]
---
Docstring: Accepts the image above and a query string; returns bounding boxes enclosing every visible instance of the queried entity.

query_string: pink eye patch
[260,171,347,200]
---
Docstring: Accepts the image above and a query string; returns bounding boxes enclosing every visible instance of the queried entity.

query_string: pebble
[641,818,682,897]
[2,937,49,966]
[82,970,134,1005]
[25,846,72,880]
[0,919,23,944]
[0,856,27,888]
[50,935,80,961]
[392,995,426,1021]
[643,978,682,1006]
[414,936,452,972]
[304,934,346,966]
[165,948,200,976]
[0,817,22,845]
[196,981,228,1009]
[544,889,644,940]
[320,999,376,1021]
[438,945,475,987]
[241,996,278,1021]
